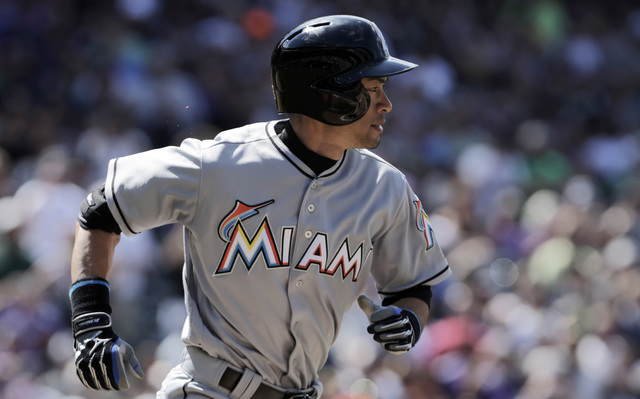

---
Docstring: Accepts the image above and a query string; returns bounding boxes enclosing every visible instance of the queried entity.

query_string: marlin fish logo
[414,200,435,250]
[218,200,275,241]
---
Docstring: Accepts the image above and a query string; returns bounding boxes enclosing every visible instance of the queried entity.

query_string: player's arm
[69,184,143,391]
[358,284,432,354]
[71,223,119,281]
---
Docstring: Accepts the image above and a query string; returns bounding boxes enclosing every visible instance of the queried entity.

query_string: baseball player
[69,15,451,399]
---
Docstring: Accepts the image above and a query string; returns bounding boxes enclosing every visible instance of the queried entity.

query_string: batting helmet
[271,15,418,126]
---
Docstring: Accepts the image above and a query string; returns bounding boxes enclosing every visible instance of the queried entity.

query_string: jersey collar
[267,120,346,179]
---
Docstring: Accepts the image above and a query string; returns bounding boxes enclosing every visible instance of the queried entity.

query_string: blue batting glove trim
[69,278,110,299]
[404,308,422,338]
[112,338,121,384]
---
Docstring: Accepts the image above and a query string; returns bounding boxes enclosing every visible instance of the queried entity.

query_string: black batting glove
[70,279,143,390]
[357,295,422,354]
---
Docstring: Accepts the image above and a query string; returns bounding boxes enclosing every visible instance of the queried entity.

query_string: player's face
[345,77,392,150]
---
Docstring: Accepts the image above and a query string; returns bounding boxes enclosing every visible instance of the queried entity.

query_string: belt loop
[229,367,262,399]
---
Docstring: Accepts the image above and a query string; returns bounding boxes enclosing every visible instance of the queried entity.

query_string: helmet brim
[335,56,418,84]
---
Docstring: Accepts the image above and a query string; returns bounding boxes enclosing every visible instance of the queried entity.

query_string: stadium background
[1,1,640,398]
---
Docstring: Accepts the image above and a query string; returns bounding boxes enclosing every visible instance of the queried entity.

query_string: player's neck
[289,116,347,161]
[279,121,338,175]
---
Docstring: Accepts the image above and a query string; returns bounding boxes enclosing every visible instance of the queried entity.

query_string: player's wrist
[69,277,112,319]
[72,311,113,339]
[400,308,422,345]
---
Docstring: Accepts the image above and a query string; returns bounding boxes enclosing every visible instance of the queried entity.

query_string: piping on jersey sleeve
[182,139,205,229]
[108,157,139,235]
[377,264,452,296]
[105,140,204,236]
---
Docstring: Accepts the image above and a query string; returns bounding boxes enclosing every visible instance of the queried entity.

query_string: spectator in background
[1,1,640,398]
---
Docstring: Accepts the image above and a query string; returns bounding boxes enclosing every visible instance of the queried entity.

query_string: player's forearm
[392,296,430,330]
[71,222,120,282]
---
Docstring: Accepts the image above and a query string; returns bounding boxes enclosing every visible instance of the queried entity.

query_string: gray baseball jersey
[104,119,451,389]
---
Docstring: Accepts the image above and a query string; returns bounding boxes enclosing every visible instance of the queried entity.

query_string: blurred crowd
[1,0,640,398]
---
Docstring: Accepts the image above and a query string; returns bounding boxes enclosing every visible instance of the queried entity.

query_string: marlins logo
[414,200,435,250]
[214,199,365,281]
[218,199,274,241]
[216,199,281,274]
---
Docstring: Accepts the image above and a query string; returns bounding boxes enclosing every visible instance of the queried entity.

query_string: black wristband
[382,284,432,308]
[69,277,112,317]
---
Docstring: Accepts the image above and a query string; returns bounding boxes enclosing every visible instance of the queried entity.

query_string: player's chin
[371,125,383,144]
[366,134,382,149]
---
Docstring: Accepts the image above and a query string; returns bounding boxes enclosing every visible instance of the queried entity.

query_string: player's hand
[72,311,143,390]
[357,295,421,354]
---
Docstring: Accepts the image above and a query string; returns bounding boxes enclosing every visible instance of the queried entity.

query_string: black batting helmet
[271,15,418,126]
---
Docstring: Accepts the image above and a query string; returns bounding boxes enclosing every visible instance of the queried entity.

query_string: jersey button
[311,181,318,189]
[296,280,303,287]
[304,230,312,238]
[307,204,315,212]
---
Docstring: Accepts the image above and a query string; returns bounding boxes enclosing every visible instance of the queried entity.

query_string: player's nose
[377,90,392,114]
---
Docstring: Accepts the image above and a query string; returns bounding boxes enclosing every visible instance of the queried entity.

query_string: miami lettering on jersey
[215,200,364,281]
[414,200,435,250]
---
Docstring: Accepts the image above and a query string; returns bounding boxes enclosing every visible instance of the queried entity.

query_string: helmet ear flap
[315,82,371,125]
[273,53,371,126]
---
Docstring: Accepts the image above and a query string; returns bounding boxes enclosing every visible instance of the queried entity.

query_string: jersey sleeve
[371,180,451,298]
[104,138,203,236]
